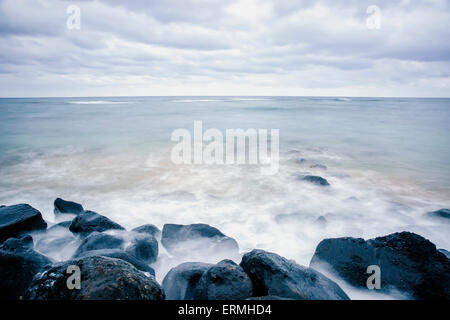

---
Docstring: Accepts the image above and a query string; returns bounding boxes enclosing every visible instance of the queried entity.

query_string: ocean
[0,96,449,294]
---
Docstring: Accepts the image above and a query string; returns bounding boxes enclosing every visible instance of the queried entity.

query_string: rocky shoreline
[1,199,449,300]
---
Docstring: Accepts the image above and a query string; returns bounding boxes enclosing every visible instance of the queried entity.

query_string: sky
[0,0,449,97]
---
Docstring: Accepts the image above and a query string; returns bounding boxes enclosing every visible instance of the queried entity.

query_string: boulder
[73,232,124,257]
[0,204,47,242]
[24,256,165,300]
[54,198,84,215]
[0,235,52,299]
[302,175,330,186]
[76,249,155,275]
[427,208,450,220]
[310,232,450,299]
[241,249,349,300]
[69,210,124,236]
[193,260,253,300]
[132,224,161,238]
[162,262,212,300]
[161,223,238,257]
[125,234,158,264]
[438,249,450,259]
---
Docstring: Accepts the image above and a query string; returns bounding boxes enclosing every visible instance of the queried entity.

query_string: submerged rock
[24,256,164,300]
[310,231,450,299]
[54,198,84,216]
[69,210,124,236]
[240,249,349,300]
[132,224,161,238]
[161,223,239,258]
[193,260,253,300]
[72,232,124,257]
[0,204,47,243]
[0,235,52,299]
[310,164,327,170]
[162,262,212,300]
[302,175,330,186]
[427,208,450,220]
[125,234,158,264]
[76,249,155,275]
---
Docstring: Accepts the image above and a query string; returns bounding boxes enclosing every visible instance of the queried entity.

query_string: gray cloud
[0,0,449,97]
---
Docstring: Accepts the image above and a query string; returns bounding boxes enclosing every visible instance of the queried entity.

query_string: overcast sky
[0,0,449,97]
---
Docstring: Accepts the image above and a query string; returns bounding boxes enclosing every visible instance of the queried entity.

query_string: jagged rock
[193,260,253,300]
[69,210,124,236]
[72,232,124,257]
[76,249,155,275]
[54,198,84,215]
[162,262,212,300]
[132,224,161,238]
[310,231,450,299]
[125,234,158,264]
[0,204,47,242]
[241,249,349,300]
[0,235,52,299]
[24,256,164,300]
[161,223,238,258]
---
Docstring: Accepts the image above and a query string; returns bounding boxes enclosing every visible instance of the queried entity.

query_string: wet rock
[76,249,155,275]
[125,234,158,264]
[24,256,164,300]
[241,249,349,300]
[438,249,450,259]
[47,221,72,231]
[69,210,124,236]
[427,208,450,220]
[310,231,450,299]
[193,260,253,300]
[73,232,124,257]
[132,224,161,238]
[0,204,47,243]
[302,175,330,186]
[0,236,52,299]
[161,223,239,258]
[162,262,212,300]
[54,198,84,216]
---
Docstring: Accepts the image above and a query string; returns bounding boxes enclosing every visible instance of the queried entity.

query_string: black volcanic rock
[241,249,349,300]
[193,260,253,300]
[132,224,161,238]
[24,256,164,300]
[162,262,212,300]
[310,231,450,299]
[125,234,158,264]
[161,223,238,257]
[54,198,84,215]
[0,204,47,243]
[0,235,52,299]
[76,249,155,275]
[69,210,124,236]
[72,232,124,257]
[427,208,450,220]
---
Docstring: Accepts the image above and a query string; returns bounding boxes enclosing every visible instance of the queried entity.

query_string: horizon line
[1,95,449,99]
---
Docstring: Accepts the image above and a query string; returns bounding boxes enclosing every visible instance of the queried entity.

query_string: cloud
[0,0,449,97]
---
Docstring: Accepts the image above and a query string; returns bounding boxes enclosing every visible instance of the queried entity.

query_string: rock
[310,231,450,299]
[247,296,294,300]
[54,198,84,215]
[438,249,450,259]
[125,234,158,264]
[241,249,349,300]
[24,256,165,300]
[427,208,450,220]
[316,216,327,226]
[0,204,47,243]
[47,221,72,231]
[310,164,327,170]
[76,249,155,275]
[69,210,125,236]
[302,175,330,186]
[73,232,124,257]
[0,236,52,299]
[162,262,212,300]
[193,260,253,300]
[132,224,161,238]
[161,223,239,257]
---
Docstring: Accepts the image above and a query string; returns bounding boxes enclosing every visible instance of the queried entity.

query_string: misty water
[0,96,449,299]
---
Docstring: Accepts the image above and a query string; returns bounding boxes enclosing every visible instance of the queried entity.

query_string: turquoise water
[0,96,449,291]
